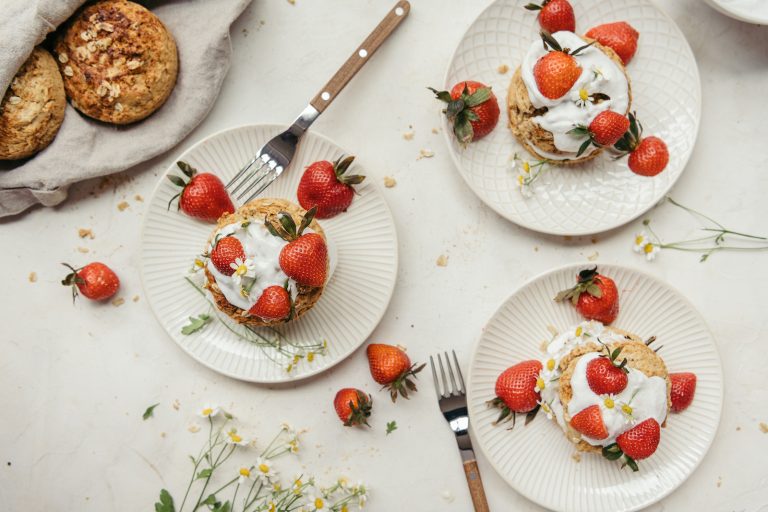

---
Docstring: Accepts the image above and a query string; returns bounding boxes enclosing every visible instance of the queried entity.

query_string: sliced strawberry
[670,372,697,412]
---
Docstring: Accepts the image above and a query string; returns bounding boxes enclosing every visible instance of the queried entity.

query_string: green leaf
[601,443,623,461]
[297,206,316,236]
[446,99,465,118]
[386,421,398,435]
[201,494,217,505]
[197,468,213,480]
[610,346,623,361]
[586,284,602,298]
[540,30,562,52]
[576,139,592,157]
[154,489,175,512]
[181,314,212,335]
[524,404,541,425]
[464,87,491,108]
[177,160,196,178]
[264,216,281,237]
[524,3,542,10]
[428,87,453,103]
[213,502,231,512]
[453,118,475,144]
[623,455,639,472]
[570,40,596,56]
[143,403,160,420]
[167,175,186,188]
[278,211,297,237]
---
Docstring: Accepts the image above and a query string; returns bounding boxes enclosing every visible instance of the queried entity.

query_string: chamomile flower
[574,87,591,107]
[633,231,660,261]
[511,154,548,198]
[255,457,276,482]
[230,257,255,284]
[534,373,547,393]
[306,493,326,510]
[226,428,248,446]
[237,466,252,484]
[198,405,220,418]
[538,400,554,420]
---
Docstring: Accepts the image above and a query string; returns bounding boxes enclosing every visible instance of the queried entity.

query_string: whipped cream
[520,31,630,158]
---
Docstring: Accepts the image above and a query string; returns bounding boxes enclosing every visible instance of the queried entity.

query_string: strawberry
[429,80,500,144]
[533,31,592,100]
[524,0,575,33]
[264,206,328,288]
[614,112,669,177]
[586,351,629,396]
[670,372,697,412]
[167,161,234,223]
[333,388,372,427]
[554,267,619,324]
[248,285,292,321]
[366,344,425,402]
[585,21,639,65]
[616,418,660,461]
[488,360,543,425]
[569,110,630,157]
[61,262,120,302]
[210,236,245,276]
[297,156,365,219]
[570,404,609,440]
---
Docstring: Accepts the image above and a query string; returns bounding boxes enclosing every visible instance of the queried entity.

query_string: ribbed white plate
[140,125,398,383]
[703,0,768,24]
[442,0,701,236]
[467,263,722,512]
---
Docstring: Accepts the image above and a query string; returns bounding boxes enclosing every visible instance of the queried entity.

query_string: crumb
[160,432,166,438]
[736,426,741,431]
[28,272,37,283]
[173,399,180,411]
[760,422,768,433]
[111,297,125,307]
[587,251,599,261]
[591,237,598,244]
[441,490,455,503]
[417,149,435,160]
[571,452,581,463]
[134,194,144,202]
[77,246,90,253]
[564,235,573,241]
[497,64,509,74]
[402,131,414,141]
[716,476,722,488]
[436,254,449,267]
[78,228,94,239]
[383,176,397,188]
[287,0,295,4]
[431,127,439,134]
[187,423,201,433]
[117,201,129,211]
[546,325,559,338]
[533,246,539,252]
[242,28,248,36]
[132,295,140,302]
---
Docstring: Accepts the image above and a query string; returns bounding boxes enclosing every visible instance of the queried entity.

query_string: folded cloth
[0,0,252,217]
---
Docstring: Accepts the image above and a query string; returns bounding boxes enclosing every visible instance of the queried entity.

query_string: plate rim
[702,0,768,24]
[466,261,724,512]
[139,123,400,384]
[440,0,703,236]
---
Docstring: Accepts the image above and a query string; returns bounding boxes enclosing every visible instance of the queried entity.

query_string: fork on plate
[226,1,410,204]
[430,351,490,512]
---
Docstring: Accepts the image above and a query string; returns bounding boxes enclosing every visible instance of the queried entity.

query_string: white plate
[442,0,701,236]
[140,125,398,383]
[467,263,722,512]
[703,0,768,24]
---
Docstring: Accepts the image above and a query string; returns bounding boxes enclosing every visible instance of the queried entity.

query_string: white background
[2,0,767,510]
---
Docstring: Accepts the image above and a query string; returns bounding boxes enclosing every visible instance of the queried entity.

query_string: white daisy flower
[643,243,660,261]
[534,372,547,393]
[198,405,220,418]
[633,231,648,253]
[225,428,248,446]
[237,466,252,484]
[306,493,326,510]
[229,257,255,284]
[255,457,276,482]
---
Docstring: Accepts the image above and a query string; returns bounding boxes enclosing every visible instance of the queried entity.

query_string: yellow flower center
[268,503,276,512]
[541,402,551,413]
[202,407,213,416]
[575,326,583,337]
[579,88,589,101]
[546,358,556,371]
[622,404,633,415]
[644,243,654,254]
[604,397,615,409]
[289,440,299,452]
[229,432,242,443]
[536,377,545,390]
[258,463,270,473]
[194,259,204,268]
[314,497,325,508]
[635,235,644,245]
[239,468,250,477]
[517,175,524,186]
[341,506,349,512]
[235,263,247,276]
[523,161,531,173]
[307,352,315,362]
[294,478,302,488]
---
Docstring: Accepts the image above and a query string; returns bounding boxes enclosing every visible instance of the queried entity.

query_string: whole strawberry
[488,360,543,425]
[297,155,365,219]
[614,113,669,177]
[429,80,500,144]
[249,285,292,321]
[586,349,629,396]
[366,344,425,402]
[554,267,619,324]
[569,110,630,157]
[265,206,328,288]
[524,0,575,33]
[585,21,639,65]
[533,31,592,100]
[62,262,120,302]
[210,236,246,276]
[334,388,372,427]
[670,372,697,412]
[168,161,234,223]
[570,404,608,440]
[617,418,660,461]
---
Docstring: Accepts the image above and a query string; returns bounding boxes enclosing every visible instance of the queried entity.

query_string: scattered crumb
[417,149,435,160]
[242,28,248,37]
[287,0,295,4]
[533,246,539,252]
[187,423,201,433]
[383,176,397,188]
[78,228,94,239]
[591,237,598,244]
[736,426,741,431]
[587,251,599,261]
[160,432,166,438]
[716,476,722,488]
[28,272,37,283]
[134,194,144,202]
[760,422,768,433]
[77,246,90,253]
[564,235,573,241]
[132,295,140,302]
[497,64,509,74]
[571,452,581,463]
[436,254,449,267]
[402,131,414,141]
[117,201,129,211]
[546,325,559,337]
[172,399,180,411]
[441,490,455,503]
[111,297,125,307]
[431,127,439,134]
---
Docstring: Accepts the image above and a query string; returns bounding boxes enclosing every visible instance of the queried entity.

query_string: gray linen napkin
[0,0,252,217]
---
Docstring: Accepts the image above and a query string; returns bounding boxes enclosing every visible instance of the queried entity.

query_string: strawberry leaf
[576,139,593,157]
[586,284,602,297]
[524,3,542,10]
[464,87,491,108]
[176,160,196,178]
[278,211,297,237]
[428,87,453,104]
[298,206,317,236]
[623,455,639,472]
[167,175,186,187]
[453,118,475,145]
[446,99,465,118]
[601,443,623,461]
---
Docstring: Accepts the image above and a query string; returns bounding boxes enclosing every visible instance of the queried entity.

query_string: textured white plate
[442,0,701,236]
[140,125,398,383]
[703,0,768,24]
[467,263,722,512]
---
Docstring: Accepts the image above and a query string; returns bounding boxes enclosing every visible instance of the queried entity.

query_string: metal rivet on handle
[358,49,368,58]
[321,92,330,101]
[395,7,404,15]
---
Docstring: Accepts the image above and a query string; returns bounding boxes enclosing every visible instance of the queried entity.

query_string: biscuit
[54,0,178,124]
[0,48,66,160]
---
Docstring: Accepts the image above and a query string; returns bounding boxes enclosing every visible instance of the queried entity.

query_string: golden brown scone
[54,0,178,124]
[204,199,328,328]
[558,327,670,453]
[507,39,632,166]
[0,48,66,160]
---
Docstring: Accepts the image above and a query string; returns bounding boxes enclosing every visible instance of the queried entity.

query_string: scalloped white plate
[467,263,722,512]
[140,125,398,383]
[703,0,768,24]
[442,0,701,236]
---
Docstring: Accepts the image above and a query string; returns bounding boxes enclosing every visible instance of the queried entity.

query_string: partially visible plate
[703,0,768,24]
[140,124,398,383]
[467,263,722,512]
[442,0,701,235]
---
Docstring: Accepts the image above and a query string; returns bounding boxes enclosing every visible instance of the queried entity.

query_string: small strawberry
[366,344,425,402]
[533,31,594,100]
[613,113,669,177]
[616,418,660,461]
[61,262,120,302]
[167,161,234,223]
[265,206,328,288]
[524,0,575,33]
[297,156,365,219]
[333,388,372,427]
[210,236,245,276]
[248,284,293,321]
[569,110,630,157]
[586,349,629,396]
[554,266,619,324]
[570,404,609,440]
[488,360,543,425]
[670,372,697,412]
[585,21,639,65]
[429,80,500,144]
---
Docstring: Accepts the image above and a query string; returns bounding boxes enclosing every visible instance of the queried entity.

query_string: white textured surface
[467,264,723,512]
[443,0,701,235]
[1,1,768,511]
[703,0,768,24]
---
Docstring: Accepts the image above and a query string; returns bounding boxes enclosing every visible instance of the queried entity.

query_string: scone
[0,48,66,160]
[53,0,178,124]
[508,31,632,165]
[203,199,329,328]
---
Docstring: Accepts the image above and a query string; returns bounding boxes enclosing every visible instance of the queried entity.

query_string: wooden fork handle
[463,459,490,512]
[309,0,410,113]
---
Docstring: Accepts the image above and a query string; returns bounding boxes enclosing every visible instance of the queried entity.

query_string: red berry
[586,357,629,395]
[670,372,697,412]
[430,81,500,144]
[628,136,669,177]
[210,236,245,276]
[168,161,234,223]
[248,285,291,321]
[616,418,660,460]
[333,388,372,427]
[297,156,365,219]
[555,267,619,324]
[62,262,120,302]
[527,0,576,33]
[534,51,581,100]
[589,111,630,146]
[366,344,424,402]
[585,22,639,65]
[494,360,543,413]
[570,404,609,440]
[279,233,328,288]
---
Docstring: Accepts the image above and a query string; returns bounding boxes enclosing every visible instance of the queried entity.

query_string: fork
[430,351,490,512]
[226,0,411,204]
